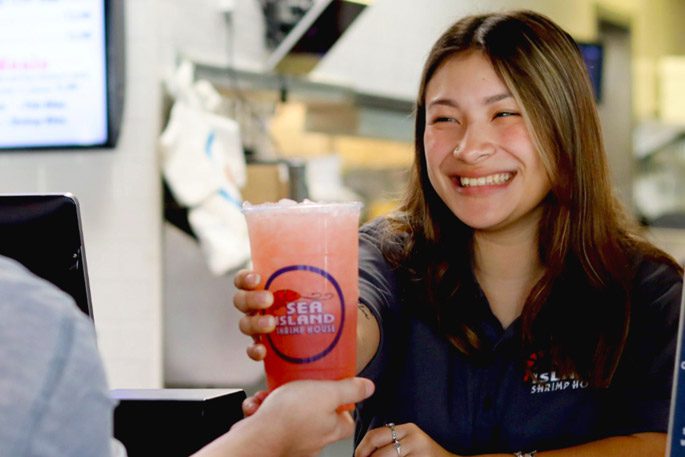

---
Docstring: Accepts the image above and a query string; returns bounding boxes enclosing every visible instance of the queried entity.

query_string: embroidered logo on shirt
[524,351,589,394]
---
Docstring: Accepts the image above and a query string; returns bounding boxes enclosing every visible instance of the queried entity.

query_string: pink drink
[242,200,361,391]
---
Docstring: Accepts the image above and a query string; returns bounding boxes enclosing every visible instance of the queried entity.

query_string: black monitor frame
[0,194,93,318]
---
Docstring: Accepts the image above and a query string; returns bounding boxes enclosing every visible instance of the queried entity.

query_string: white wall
[0,0,163,388]
[156,0,266,72]
[312,0,596,100]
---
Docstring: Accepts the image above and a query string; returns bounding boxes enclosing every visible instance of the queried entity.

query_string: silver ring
[385,422,398,441]
[385,423,401,456]
[393,439,402,456]
[453,144,463,154]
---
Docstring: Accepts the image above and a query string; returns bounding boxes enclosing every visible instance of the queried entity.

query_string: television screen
[0,0,123,150]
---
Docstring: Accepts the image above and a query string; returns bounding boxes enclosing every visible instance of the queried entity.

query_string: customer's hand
[233,269,274,361]
[195,378,375,457]
[245,378,374,455]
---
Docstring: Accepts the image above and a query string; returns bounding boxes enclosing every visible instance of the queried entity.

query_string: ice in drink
[242,200,361,391]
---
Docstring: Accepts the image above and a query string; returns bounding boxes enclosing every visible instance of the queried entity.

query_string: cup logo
[264,265,345,364]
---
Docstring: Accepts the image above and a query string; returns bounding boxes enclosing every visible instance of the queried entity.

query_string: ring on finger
[393,439,402,456]
[384,423,402,456]
[385,422,398,441]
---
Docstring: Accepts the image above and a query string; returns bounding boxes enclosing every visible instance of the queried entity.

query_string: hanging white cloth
[159,61,250,275]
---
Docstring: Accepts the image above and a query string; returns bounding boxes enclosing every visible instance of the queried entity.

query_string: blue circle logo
[264,265,345,364]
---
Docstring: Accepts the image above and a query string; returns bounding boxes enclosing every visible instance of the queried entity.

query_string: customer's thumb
[335,377,375,406]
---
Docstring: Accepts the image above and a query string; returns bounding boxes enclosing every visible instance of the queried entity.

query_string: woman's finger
[233,289,274,313]
[253,390,269,402]
[242,390,270,417]
[246,342,267,361]
[360,442,402,457]
[355,427,389,457]
[242,397,259,417]
[355,424,408,457]
[238,313,276,336]
[233,270,261,289]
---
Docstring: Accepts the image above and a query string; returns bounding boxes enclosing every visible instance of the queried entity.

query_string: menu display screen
[0,0,110,150]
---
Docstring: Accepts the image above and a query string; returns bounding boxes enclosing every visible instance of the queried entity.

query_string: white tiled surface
[0,0,164,388]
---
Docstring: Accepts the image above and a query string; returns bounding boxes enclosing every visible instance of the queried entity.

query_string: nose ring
[453,144,463,155]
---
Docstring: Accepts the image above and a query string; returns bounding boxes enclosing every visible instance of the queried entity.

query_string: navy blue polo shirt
[355,220,683,455]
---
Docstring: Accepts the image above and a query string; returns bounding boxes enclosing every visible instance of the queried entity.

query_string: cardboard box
[241,162,290,204]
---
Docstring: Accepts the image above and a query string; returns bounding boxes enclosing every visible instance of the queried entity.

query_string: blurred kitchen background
[0,1,684,455]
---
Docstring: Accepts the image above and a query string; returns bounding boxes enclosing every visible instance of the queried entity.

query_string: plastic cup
[242,200,361,394]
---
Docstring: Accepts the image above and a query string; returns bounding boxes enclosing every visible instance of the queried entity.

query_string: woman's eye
[494,111,519,119]
[432,116,457,124]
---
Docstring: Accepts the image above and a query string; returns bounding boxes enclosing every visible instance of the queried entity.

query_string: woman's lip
[453,170,516,178]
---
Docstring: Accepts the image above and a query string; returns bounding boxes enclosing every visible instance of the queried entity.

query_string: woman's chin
[454,212,507,231]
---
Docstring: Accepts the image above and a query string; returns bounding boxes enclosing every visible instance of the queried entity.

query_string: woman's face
[423,50,551,233]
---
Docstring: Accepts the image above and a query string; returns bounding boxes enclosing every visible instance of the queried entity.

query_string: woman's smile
[458,172,513,187]
[453,171,515,188]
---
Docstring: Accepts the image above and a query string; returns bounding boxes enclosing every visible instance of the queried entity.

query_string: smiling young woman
[234,9,683,457]
[357,9,683,457]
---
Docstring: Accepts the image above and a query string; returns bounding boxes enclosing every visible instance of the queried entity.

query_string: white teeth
[459,173,512,187]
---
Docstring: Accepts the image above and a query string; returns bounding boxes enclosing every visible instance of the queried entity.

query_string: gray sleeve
[0,257,115,457]
[28,315,115,457]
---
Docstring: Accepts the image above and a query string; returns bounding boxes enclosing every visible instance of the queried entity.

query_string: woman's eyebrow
[483,93,513,104]
[427,93,513,108]
[427,98,459,109]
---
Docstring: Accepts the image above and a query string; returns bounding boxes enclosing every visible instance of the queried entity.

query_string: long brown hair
[384,10,682,387]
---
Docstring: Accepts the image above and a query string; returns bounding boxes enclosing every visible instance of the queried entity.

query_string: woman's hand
[233,269,275,361]
[355,422,457,457]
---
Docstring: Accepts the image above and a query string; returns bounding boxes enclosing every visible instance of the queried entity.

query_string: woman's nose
[452,125,495,163]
